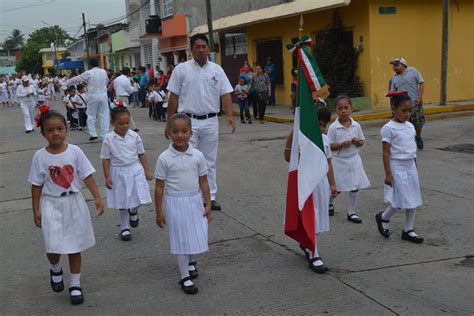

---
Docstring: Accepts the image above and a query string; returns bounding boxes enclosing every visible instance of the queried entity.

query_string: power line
[0,0,56,13]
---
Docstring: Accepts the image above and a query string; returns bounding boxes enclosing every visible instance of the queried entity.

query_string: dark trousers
[78,108,87,128]
[269,80,276,105]
[257,93,268,121]
[156,101,165,120]
[249,92,258,119]
[238,98,250,121]
[139,87,147,107]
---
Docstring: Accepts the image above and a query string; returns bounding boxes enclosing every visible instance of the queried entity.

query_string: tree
[7,29,25,49]
[27,26,73,47]
[313,10,363,98]
[16,42,46,75]
[1,38,16,51]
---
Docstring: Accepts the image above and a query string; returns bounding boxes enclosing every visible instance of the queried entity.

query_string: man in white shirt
[166,33,236,211]
[16,76,37,133]
[64,59,109,141]
[113,67,139,132]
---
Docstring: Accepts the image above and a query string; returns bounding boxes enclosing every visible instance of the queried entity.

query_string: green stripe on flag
[301,45,326,87]
[297,63,324,152]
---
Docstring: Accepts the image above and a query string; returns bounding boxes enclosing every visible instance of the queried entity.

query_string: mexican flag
[284,36,329,252]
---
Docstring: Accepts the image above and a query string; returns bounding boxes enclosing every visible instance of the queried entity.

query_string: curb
[233,103,474,124]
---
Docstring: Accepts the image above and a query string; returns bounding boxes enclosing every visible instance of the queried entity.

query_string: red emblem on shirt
[48,165,75,189]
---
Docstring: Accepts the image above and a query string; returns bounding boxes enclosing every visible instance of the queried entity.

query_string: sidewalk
[232,101,474,123]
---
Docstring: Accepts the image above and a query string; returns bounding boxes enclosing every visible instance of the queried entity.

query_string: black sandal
[119,228,131,241]
[50,269,64,292]
[128,209,139,228]
[375,211,390,238]
[188,261,198,279]
[309,257,328,274]
[347,213,362,223]
[69,286,84,305]
[179,276,198,294]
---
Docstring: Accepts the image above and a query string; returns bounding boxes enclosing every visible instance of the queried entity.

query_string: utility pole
[82,13,90,70]
[206,0,215,62]
[440,0,449,105]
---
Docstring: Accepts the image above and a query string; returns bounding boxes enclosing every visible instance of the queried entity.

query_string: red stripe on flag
[284,170,316,252]
[297,49,317,92]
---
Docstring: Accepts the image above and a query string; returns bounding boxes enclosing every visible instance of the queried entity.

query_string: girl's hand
[384,174,393,187]
[330,185,339,198]
[105,177,113,189]
[203,205,212,223]
[352,138,363,147]
[145,171,153,181]
[33,210,41,228]
[95,198,104,216]
[343,140,352,148]
[156,211,166,228]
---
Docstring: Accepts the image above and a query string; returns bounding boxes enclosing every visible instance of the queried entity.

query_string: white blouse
[381,120,417,160]
[327,118,365,158]
[100,130,145,166]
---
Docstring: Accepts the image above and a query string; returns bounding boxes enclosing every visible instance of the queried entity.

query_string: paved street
[0,101,473,315]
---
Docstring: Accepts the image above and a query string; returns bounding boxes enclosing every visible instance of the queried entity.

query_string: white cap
[21,76,29,82]
[390,57,408,67]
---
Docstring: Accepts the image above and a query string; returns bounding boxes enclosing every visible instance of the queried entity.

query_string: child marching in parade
[101,106,153,241]
[327,96,370,222]
[28,110,104,305]
[375,91,424,243]
[154,113,211,294]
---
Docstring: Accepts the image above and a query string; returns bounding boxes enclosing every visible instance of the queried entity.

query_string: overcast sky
[0,0,126,43]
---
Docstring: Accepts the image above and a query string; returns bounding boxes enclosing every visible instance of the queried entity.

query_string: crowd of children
[284,91,425,273]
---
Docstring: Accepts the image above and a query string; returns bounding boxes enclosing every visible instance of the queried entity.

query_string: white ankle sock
[381,206,398,230]
[69,273,81,296]
[405,208,417,232]
[51,262,62,283]
[119,209,130,234]
[347,191,359,216]
[177,255,193,286]
[306,245,324,267]
[129,207,139,221]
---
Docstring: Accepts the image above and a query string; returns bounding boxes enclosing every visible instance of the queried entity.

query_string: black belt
[185,112,217,120]
[60,191,77,197]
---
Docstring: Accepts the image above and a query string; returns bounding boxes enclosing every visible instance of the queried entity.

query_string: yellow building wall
[369,0,474,108]
[245,0,371,107]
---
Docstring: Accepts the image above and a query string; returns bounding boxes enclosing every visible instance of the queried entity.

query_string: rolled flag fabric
[285,36,329,252]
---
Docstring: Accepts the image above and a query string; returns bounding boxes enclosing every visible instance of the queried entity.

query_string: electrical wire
[0,0,56,13]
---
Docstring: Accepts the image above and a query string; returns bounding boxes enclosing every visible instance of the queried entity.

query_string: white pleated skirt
[332,154,370,192]
[106,161,152,209]
[314,177,330,233]
[384,159,422,209]
[164,190,209,255]
[40,192,95,254]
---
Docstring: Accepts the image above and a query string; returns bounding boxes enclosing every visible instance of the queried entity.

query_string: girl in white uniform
[327,95,370,223]
[0,78,8,106]
[154,113,211,295]
[284,106,338,273]
[376,91,424,243]
[28,110,104,305]
[101,106,153,241]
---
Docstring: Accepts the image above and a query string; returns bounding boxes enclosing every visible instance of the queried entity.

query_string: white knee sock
[129,207,139,221]
[381,206,398,230]
[188,255,196,272]
[119,209,130,234]
[69,273,81,296]
[177,255,193,286]
[347,191,359,215]
[405,208,417,233]
[51,262,62,283]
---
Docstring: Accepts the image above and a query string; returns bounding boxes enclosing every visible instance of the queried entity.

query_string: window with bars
[162,0,173,17]
[143,43,153,65]
[224,33,247,56]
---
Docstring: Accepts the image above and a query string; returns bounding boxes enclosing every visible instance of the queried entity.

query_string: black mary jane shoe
[188,261,198,279]
[299,244,310,262]
[119,229,131,241]
[401,230,424,244]
[347,213,362,223]
[309,257,329,274]
[128,209,139,228]
[328,204,335,216]
[69,286,84,305]
[179,276,198,295]
[375,211,390,238]
[50,269,64,292]
[211,200,221,211]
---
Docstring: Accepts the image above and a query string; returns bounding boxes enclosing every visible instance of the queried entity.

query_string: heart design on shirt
[48,165,75,189]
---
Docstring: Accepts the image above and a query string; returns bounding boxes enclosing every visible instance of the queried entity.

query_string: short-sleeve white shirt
[322,134,332,159]
[154,144,208,192]
[381,120,417,160]
[114,74,133,97]
[100,130,145,166]
[167,59,233,114]
[327,118,365,158]
[28,144,95,197]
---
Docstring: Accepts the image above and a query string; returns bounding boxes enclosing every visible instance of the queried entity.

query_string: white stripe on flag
[288,107,300,172]
[300,49,322,91]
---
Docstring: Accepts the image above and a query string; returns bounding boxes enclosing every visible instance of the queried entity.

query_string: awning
[191,0,351,35]
[59,60,84,69]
